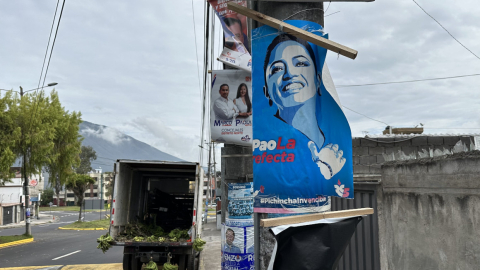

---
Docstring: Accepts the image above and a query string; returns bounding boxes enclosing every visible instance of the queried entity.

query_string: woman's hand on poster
[308,142,346,180]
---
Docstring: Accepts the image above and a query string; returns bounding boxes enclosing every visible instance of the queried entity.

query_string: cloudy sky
[1,0,479,165]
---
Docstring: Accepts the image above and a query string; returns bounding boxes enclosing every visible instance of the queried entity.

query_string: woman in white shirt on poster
[233,83,252,117]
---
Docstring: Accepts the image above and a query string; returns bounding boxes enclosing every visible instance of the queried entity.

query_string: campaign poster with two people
[211,70,253,146]
[252,21,354,214]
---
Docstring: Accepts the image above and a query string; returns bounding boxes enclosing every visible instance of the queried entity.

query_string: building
[59,168,113,206]
[0,168,42,225]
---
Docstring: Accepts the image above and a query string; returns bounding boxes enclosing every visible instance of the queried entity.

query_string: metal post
[20,87,32,235]
[206,142,212,224]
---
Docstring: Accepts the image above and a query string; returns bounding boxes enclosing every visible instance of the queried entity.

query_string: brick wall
[352,135,477,175]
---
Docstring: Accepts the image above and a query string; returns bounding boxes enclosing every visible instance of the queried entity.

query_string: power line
[412,0,480,60]
[35,0,61,94]
[336,73,480,88]
[96,156,116,161]
[325,11,340,18]
[325,1,332,14]
[342,105,389,126]
[28,0,66,132]
[191,0,202,97]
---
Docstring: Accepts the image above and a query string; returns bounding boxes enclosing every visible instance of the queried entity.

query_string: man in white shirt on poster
[213,84,240,120]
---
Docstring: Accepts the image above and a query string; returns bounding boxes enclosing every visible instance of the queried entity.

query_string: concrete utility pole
[20,87,32,235]
[206,142,212,223]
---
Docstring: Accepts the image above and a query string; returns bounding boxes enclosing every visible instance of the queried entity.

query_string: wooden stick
[260,208,373,227]
[227,2,358,59]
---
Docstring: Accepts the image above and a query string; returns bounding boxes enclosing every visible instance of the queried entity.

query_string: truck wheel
[187,254,196,270]
[123,254,132,270]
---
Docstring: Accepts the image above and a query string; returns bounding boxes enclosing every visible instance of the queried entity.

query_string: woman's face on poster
[240,85,247,97]
[265,41,317,108]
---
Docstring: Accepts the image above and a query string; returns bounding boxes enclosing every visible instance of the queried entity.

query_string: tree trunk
[78,197,83,222]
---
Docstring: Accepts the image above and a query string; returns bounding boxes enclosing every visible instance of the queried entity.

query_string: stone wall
[378,151,480,269]
[353,135,476,175]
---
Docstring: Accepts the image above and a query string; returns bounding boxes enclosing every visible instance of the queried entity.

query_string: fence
[331,182,381,270]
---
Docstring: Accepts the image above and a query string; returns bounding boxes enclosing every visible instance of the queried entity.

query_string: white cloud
[1,0,480,169]
[123,117,201,163]
[80,126,130,145]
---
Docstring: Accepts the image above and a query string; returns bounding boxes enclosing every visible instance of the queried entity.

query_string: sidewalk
[0,213,57,229]
[200,217,221,270]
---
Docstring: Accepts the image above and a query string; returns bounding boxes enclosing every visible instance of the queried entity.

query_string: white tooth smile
[286,83,304,90]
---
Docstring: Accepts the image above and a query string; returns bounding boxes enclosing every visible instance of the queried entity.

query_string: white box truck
[109,160,204,270]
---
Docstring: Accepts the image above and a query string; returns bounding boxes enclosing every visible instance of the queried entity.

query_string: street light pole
[20,87,32,235]
[17,82,58,236]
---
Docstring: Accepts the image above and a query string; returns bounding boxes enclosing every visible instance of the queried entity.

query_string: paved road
[0,211,123,268]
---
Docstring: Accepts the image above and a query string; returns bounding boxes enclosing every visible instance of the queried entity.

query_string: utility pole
[20,86,32,235]
[206,141,212,223]
[100,170,104,220]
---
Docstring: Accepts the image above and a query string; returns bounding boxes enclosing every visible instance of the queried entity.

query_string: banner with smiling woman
[252,21,353,214]
[208,0,252,71]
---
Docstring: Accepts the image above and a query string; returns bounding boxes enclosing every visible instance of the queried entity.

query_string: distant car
[211,203,217,208]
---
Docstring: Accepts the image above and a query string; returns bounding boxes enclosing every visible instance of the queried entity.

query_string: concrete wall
[353,135,476,175]
[378,151,480,270]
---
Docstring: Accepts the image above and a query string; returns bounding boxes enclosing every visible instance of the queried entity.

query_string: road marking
[52,250,81,261]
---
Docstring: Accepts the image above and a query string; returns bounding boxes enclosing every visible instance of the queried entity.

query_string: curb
[0,216,58,230]
[58,227,107,231]
[199,249,205,270]
[0,238,34,249]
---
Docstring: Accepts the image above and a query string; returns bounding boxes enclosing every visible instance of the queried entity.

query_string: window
[93,185,98,189]
[67,194,74,198]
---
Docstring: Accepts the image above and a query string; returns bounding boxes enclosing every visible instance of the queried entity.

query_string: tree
[45,91,83,205]
[0,91,20,185]
[66,174,95,222]
[40,188,54,206]
[105,172,114,201]
[75,146,97,175]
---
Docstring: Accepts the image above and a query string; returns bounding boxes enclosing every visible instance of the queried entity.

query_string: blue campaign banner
[222,224,255,270]
[252,20,353,214]
[228,182,254,219]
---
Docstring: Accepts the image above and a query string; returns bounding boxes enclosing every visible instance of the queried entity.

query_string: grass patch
[62,219,110,229]
[40,206,110,212]
[0,234,33,244]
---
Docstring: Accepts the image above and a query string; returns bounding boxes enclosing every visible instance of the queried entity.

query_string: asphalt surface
[0,211,123,268]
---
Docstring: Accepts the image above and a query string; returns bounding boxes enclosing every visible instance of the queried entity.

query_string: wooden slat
[260,208,373,227]
[227,2,358,59]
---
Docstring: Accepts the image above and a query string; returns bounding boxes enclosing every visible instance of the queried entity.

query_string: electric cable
[191,0,202,97]
[35,0,61,94]
[325,1,332,14]
[324,11,340,18]
[342,105,389,126]
[28,0,66,132]
[412,0,480,60]
[336,73,480,88]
